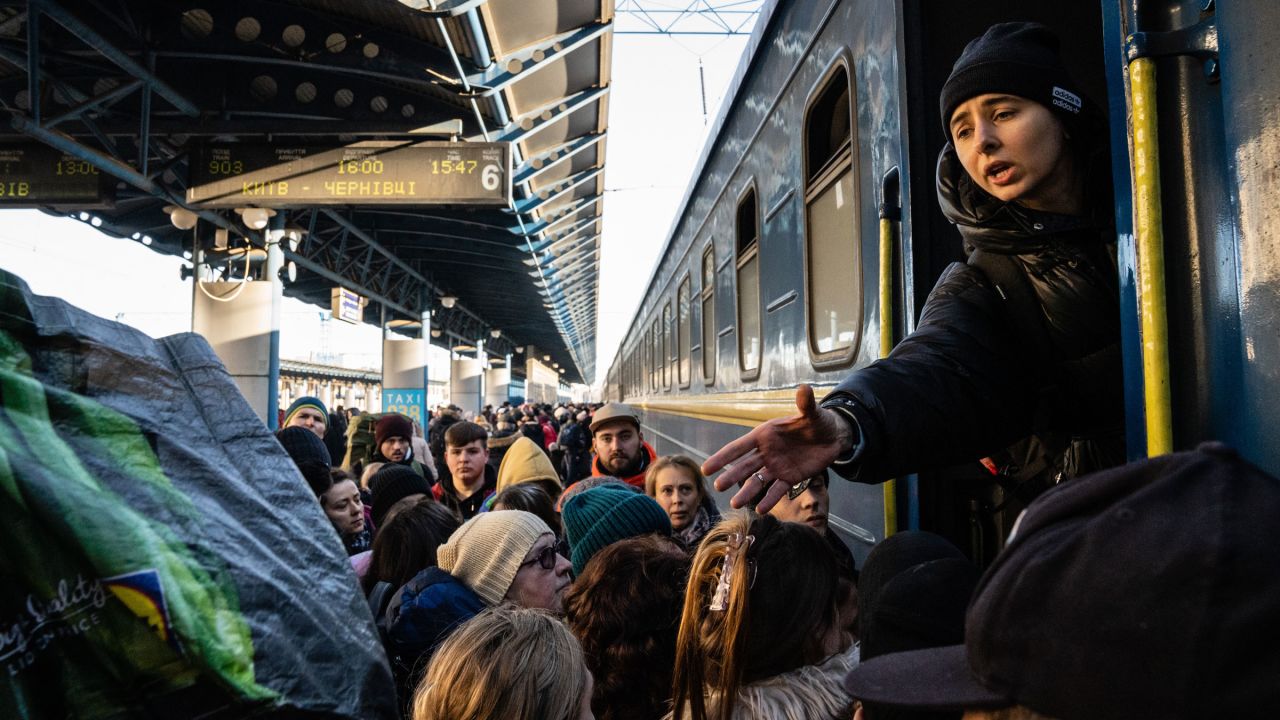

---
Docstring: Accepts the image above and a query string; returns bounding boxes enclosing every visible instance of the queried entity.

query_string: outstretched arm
[702,385,855,512]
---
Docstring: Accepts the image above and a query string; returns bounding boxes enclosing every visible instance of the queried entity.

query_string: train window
[652,318,661,391]
[678,274,691,387]
[701,245,716,385]
[662,302,673,390]
[803,62,861,365]
[645,327,652,392]
[736,185,762,377]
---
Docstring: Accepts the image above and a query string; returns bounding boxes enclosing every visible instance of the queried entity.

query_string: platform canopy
[0,0,611,384]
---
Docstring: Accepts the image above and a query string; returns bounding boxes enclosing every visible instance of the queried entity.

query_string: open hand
[702,385,853,512]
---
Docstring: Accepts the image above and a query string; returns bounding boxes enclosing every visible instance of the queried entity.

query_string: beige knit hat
[437,510,552,606]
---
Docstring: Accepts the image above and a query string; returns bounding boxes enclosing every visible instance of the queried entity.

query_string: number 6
[481,163,501,191]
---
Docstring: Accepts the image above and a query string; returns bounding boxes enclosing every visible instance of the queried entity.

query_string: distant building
[279,359,381,414]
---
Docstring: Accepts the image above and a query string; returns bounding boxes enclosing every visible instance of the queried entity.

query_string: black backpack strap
[368,581,395,642]
[967,248,1056,371]
[967,249,1068,501]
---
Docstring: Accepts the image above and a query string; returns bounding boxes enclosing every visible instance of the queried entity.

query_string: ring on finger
[752,470,767,485]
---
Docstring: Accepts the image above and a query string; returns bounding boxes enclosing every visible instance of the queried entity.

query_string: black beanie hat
[276,426,332,469]
[369,464,432,528]
[940,22,1091,139]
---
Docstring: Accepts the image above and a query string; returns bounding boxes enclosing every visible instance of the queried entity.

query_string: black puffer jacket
[825,144,1125,487]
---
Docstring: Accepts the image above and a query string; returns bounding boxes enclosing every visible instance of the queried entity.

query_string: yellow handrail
[1128,57,1174,456]
[879,215,898,535]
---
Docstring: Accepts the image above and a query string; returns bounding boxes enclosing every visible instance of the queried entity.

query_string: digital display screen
[187,141,511,207]
[0,144,112,207]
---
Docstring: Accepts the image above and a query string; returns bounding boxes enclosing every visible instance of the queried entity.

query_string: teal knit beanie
[563,486,672,576]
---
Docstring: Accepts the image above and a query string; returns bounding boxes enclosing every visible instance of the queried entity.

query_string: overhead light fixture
[235,207,276,230]
[440,295,457,309]
[515,346,525,353]
[552,363,559,368]
[490,329,501,338]
[430,329,443,338]
[163,205,198,230]
[543,354,551,362]
[558,368,565,374]
[452,343,476,352]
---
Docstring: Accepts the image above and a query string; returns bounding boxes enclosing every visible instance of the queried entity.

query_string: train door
[1104,0,1280,478]
[898,2,1111,564]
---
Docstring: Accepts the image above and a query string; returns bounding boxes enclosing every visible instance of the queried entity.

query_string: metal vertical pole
[266,215,285,430]
[1128,56,1174,456]
[421,306,432,420]
[476,338,486,415]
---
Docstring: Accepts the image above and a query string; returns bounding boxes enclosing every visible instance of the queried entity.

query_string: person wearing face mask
[706,22,1124,521]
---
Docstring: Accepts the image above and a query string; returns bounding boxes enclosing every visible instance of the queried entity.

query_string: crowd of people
[259,22,1280,720]
[273,392,1280,720]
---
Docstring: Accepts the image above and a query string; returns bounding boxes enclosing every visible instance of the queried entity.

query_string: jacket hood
[496,436,560,492]
[935,143,1107,255]
[385,567,486,666]
[667,644,860,720]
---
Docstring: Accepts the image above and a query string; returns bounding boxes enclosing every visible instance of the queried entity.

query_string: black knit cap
[375,412,414,449]
[940,22,1091,139]
[368,463,432,528]
[276,426,332,469]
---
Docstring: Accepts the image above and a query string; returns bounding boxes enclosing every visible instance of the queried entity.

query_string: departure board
[187,141,511,207]
[0,144,112,207]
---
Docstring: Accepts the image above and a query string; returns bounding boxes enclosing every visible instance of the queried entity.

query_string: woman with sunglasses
[385,510,572,714]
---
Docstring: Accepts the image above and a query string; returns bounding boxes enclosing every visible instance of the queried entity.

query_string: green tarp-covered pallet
[0,270,396,719]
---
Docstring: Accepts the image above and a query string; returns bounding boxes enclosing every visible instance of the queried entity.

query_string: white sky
[0,28,752,392]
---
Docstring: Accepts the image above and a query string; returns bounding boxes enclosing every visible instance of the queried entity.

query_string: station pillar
[449,355,483,416]
[485,356,511,408]
[191,229,277,426]
[382,330,429,428]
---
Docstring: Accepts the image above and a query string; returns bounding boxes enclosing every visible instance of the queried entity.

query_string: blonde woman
[645,455,721,551]
[413,606,594,720]
[669,512,857,720]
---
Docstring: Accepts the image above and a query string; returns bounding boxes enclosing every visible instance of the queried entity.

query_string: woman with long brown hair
[668,513,857,720]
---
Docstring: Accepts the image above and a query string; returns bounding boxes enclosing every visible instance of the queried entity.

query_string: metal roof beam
[467,21,612,97]
[34,0,199,117]
[516,195,601,235]
[497,86,609,145]
[515,132,606,185]
[511,167,603,215]
[526,214,598,249]
[400,0,490,18]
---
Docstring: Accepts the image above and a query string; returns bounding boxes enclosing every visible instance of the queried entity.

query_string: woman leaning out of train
[707,21,1126,515]
[668,512,857,720]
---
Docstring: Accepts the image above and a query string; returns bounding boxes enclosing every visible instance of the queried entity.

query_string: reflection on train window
[736,185,762,377]
[678,275,691,387]
[701,244,715,384]
[804,62,860,364]
[663,301,673,390]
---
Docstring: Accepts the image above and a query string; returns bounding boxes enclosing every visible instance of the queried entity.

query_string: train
[602,0,1280,565]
